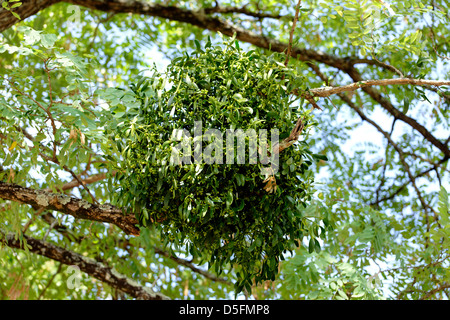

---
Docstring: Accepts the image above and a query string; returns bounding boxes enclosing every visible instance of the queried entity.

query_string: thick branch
[0,0,353,71]
[0,0,435,79]
[1,1,424,84]
[0,0,58,32]
[0,230,168,300]
[0,181,140,235]
[307,78,450,98]
[203,4,284,19]
[345,70,450,159]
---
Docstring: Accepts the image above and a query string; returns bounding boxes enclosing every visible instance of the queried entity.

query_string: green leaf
[313,154,328,161]
[403,97,410,114]
[232,93,248,103]
[337,290,348,300]
[11,11,21,19]
[10,2,22,9]
[308,237,315,254]
[41,34,57,48]
[23,28,41,45]
[438,187,449,225]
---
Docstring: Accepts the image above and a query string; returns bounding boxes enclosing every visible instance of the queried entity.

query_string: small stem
[284,0,302,67]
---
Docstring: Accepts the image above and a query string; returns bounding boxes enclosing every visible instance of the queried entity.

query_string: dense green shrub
[111,39,323,292]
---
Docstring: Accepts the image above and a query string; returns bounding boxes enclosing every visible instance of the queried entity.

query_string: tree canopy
[0,0,449,300]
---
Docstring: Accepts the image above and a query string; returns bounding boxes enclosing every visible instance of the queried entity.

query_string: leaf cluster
[108,38,322,292]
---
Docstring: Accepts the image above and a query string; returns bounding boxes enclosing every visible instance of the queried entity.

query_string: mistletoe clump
[112,39,320,292]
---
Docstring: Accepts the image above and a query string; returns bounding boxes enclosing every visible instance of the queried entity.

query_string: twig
[38,263,62,300]
[371,55,404,77]
[47,171,114,192]
[42,216,59,242]
[63,167,99,205]
[420,283,450,300]
[428,25,450,61]
[153,246,231,285]
[22,207,45,234]
[374,120,397,207]
[284,0,302,67]
[273,117,305,154]
[13,125,100,204]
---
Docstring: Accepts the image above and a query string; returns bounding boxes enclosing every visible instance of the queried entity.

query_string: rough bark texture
[0,0,58,32]
[1,230,169,300]
[0,181,140,235]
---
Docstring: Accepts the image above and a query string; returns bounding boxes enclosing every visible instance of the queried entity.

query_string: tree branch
[0,230,168,300]
[310,66,449,210]
[54,171,114,192]
[153,246,232,285]
[0,0,58,32]
[339,92,436,219]
[306,78,450,98]
[420,283,450,300]
[370,158,449,207]
[0,0,362,72]
[284,0,302,68]
[0,181,140,235]
[3,1,441,97]
[203,4,284,20]
[0,0,438,82]
[342,69,450,159]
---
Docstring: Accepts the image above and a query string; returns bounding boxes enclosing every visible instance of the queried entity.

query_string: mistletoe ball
[112,39,320,292]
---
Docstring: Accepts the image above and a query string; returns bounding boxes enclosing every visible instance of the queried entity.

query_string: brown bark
[0,181,140,235]
[308,78,450,98]
[1,230,168,300]
[0,0,58,32]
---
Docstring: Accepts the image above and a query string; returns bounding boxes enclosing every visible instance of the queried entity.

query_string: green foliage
[1,0,449,300]
[1,0,22,19]
[105,38,321,292]
[432,187,450,250]
[0,26,100,192]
